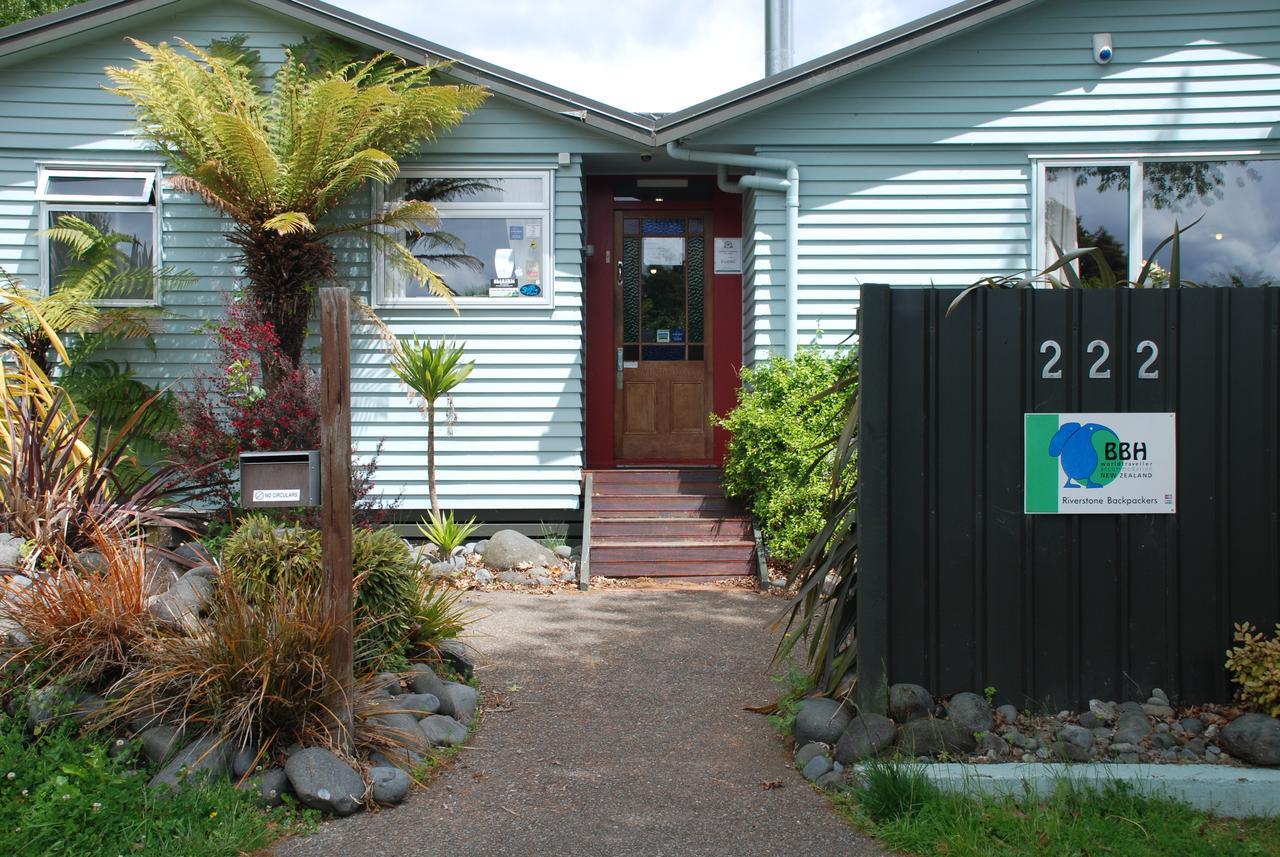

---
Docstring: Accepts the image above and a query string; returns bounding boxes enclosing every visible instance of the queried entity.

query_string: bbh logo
[1048,422,1146,489]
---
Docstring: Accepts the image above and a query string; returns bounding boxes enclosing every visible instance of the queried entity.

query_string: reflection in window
[380,171,551,302]
[1143,161,1278,287]
[47,210,154,301]
[1044,165,1130,285]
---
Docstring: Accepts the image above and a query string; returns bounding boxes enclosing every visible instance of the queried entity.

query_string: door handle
[616,347,624,390]
[616,259,623,287]
[616,347,624,372]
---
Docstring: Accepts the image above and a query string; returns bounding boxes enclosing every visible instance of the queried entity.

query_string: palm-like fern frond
[106,39,488,363]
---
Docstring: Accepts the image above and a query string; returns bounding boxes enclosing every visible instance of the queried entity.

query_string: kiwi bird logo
[1048,422,1121,489]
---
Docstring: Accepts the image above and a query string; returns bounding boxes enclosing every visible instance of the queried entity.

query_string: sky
[328,0,954,113]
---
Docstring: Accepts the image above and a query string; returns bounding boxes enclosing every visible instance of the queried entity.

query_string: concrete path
[275,588,885,857]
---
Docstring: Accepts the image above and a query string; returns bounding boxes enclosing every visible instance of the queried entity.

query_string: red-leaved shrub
[168,298,390,523]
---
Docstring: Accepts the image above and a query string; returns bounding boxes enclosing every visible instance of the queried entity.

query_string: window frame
[35,163,164,307]
[372,167,555,309]
[1034,150,1280,285]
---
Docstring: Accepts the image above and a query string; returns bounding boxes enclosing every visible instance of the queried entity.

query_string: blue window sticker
[671,328,685,343]
[509,225,525,240]
[519,282,542,297]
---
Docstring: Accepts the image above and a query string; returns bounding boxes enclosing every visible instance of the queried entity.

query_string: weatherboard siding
[0,0,631,511]
[698,0,1280,360]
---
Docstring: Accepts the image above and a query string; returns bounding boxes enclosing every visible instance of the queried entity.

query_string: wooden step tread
[591,539,755,548]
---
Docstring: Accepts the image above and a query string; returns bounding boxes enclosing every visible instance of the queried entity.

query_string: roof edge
[654,0,1046,143]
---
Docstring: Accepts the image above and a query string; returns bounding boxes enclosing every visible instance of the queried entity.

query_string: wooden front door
[613,212,714,461]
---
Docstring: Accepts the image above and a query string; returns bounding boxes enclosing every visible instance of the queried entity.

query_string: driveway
[274,588,885,857]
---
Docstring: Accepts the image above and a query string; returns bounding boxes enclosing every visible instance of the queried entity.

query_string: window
[1038,157,1280,287]
[375,170,553,306]
[36,164,162,304]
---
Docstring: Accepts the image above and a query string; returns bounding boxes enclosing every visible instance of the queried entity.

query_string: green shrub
[409,577,475,658]
[222,515,419,661]
[714,346,856,563]
[1226,622,1280,717]
[0,711,312,857]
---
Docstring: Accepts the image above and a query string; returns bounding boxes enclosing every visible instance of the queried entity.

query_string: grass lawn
[831,760,1280,857]
[0,714,317,857]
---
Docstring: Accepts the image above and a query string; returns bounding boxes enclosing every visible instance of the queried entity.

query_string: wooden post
[319,287,354,751]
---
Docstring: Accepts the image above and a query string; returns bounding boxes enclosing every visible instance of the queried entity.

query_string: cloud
[329,0,952,112]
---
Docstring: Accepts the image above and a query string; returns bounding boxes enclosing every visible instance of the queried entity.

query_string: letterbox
[239,450,321,508]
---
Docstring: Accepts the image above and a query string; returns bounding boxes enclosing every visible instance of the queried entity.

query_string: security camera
[1092,33,1113,64]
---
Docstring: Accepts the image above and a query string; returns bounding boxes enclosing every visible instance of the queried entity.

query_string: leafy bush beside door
[713,346,857,564]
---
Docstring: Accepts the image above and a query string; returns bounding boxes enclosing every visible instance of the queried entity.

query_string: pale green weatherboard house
[0,0,1276,518]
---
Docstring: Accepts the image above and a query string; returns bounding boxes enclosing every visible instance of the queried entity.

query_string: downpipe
[665,141,800,358]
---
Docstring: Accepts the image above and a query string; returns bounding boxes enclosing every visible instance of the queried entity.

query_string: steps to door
[584,469,757,578]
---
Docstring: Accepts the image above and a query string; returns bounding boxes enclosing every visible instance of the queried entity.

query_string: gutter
[665,141,799,358]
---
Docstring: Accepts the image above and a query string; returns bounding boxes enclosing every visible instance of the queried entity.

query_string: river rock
[995,704,1019,725]
[793,698,852,746]
[394,693,441,717]
[1179,716,1205,736]
[420,715,468,747]
[1088,699,1119,723]
[802,754,832,782]
[1220,714,1280,766]
[1058,724,1094,751]
[888,683,933,723]
[258,768,289,807]
[370,766,411,804]
[482,529,559,569]
[149,736,230,791]
[794,742,828,767]
[140,724,186,764]
[833,714,897,764]
[946,692,994,735]
[438,639,476,679]
[895,717,978,756]
[0,534,22,568]
[147,574,213,626]
[473,568,494,585]
[436,682,478,725]
[1115,712,1154,745]
[284,747,365,816]
[408,663,446,698]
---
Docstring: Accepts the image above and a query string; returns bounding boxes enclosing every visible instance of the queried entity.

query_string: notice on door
[1024,412,1176,514]
[713,237,742,274]
[642,237,683,267]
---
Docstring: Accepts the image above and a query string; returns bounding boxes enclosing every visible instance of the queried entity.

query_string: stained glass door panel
[613,213,713,461]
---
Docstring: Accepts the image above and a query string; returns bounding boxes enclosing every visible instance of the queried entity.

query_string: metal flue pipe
[765,0,794,76]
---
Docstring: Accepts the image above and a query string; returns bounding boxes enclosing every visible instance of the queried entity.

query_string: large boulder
[888,683,933,723]
[149,736,231,791]
[834,713,897,764]
[1220,713,1280,766]
[945,692,994,735]
[894,717,978,757]
[420,715,468,747]
[792,698,852,746]
[284,747,366,816]
[436,682,478,725]
[481,529,559,569]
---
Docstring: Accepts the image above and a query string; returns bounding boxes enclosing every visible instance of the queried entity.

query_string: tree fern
[106,38,487,365]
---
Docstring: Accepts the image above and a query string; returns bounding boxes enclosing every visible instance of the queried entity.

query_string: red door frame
[584,177,743,469]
